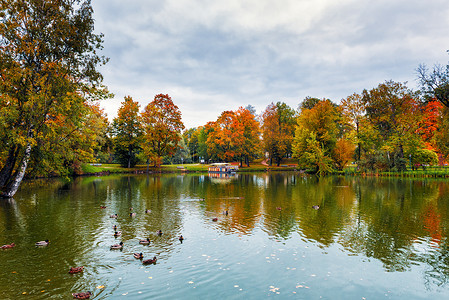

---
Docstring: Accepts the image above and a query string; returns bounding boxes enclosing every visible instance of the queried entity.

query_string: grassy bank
[81,162,449,178]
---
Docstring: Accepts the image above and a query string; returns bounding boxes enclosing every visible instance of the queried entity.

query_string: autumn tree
[293,99,343,172]
[341,93,365,162]
[0,0,109,197]
[362,81,422,171]
[261,102,295,166]
[233,107,261,166]
[111,96,143,168]
[141,94,185,166]
[206,111,236,162]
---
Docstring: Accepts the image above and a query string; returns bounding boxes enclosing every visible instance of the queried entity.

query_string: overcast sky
[91,0,449,129]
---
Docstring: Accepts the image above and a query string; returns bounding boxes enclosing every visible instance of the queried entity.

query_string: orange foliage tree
[233,107,261,166]
[206,111,236,162]
[141,94,185,167]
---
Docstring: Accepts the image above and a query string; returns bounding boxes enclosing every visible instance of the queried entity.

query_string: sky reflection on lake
[1,173,449,299]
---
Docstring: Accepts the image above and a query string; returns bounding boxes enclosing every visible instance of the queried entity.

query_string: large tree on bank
[141,94,185,167]
[0,0,109,197]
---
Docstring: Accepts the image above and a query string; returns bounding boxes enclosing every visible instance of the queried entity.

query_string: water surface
[1,173,449,299]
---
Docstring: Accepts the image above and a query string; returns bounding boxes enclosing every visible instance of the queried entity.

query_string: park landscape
[2,0,449,299]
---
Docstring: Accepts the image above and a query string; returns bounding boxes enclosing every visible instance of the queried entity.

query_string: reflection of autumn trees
[4,174,449,287]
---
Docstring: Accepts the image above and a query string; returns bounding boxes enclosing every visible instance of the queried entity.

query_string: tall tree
[206,111,236,162]
[141,94,185,166]
[261,102,295,166]
[341,93,365,162]
[293,99,341,172]
[233,107,261,166]
[111,96,143,168]
[417,51,449,107]
[362,81,421,171]
[0,0,109,197]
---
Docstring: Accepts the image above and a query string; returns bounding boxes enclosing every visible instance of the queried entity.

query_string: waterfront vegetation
[2,0,449,200]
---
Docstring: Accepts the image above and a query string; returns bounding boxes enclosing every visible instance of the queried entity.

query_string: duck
[110,214,118,218]
[110,241,123,250]
[312,205,320,210]
[35,240,49,246]
[129,212,136,217]
[142,256,157,265]
[113,231,122,237]
[223,210,229,216]
[134,252,144,259]
[72,291,92,299]
[139,238,151,245]
[0,243,15,249]
[179,235,184,243]
[212,218,218,222]
[276,207,282,211]
[113,225,117,231]
[100,206,106,209]
[129,207,133,211]
[157,230,163,236]
[145,209,151,213]
[68,266,84,274]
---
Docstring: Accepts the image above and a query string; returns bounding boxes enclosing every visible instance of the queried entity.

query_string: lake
[1,173,449,299]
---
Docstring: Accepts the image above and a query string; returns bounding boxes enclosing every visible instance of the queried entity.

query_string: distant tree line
[2,1,449,197]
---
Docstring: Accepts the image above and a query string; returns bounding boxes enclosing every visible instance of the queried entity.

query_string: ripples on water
[2,174,449,299]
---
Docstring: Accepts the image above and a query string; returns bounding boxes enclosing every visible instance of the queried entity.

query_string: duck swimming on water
[139,238,151,245]
[142,256,157,265]
[69,266,84,274]
[72,291,92,299]
[35,240,49,246]
[312,205,320,210]
[110,241,123,250]
[1,243,15,249]
[134,252,144,259]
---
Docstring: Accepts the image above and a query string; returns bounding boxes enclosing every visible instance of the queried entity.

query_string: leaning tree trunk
[0,146,19,188]
[1,142,32,198]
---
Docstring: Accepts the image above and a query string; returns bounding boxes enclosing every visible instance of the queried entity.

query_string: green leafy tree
[261,102,295,166]
[111,96,143,168]
[293,99,341,172]
[0,0,109,197]
[362,81,421,171]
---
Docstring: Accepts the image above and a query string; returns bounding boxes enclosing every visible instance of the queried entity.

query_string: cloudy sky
[92,0,449,129]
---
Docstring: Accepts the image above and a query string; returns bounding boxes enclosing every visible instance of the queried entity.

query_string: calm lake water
[1,173,449,299]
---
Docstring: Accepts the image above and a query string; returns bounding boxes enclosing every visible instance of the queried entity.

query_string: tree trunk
[128,145,131,168]
[0,146,19,188]
[2,142,32,198]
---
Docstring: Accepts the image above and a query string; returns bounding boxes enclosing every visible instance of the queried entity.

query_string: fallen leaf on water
[96,285,105,289]
[11,271,17,274]
[41,290,45,293]
[22,292,27,295]
[188,281,194,284]
[47,279,51,282]
[234,285,239,288]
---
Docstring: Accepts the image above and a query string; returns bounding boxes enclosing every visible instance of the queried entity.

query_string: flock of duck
[0,206,185,299]
[1,203,320,298]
